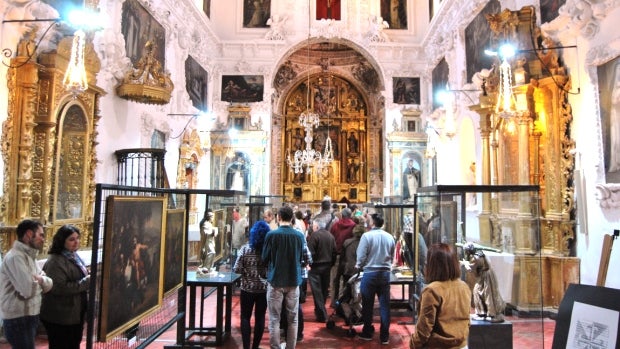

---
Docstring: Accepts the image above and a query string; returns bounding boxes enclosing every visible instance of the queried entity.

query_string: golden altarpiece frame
[282,73,369,203]
[0,32,103,253]
[462,6,579,312]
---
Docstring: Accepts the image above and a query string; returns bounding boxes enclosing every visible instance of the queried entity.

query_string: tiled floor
[0,284,555,348]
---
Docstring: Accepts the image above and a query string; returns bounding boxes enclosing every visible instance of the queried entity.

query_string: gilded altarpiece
[472,7,579,312]
[282,74,368,203]
[0,34,102,253]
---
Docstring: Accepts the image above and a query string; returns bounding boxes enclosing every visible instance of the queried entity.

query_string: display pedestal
[469,319,513,349]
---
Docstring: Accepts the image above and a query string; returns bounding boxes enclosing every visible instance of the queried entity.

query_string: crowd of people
[0,200,477,349]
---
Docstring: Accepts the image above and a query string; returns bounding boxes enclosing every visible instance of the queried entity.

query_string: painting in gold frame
[98,196,166,341]
[163,208,186,296]
[212,208,229,266]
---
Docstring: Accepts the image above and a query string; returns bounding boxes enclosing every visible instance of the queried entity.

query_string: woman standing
[233,220,270,349]
[410,243,471,349]
[40,225,90,349]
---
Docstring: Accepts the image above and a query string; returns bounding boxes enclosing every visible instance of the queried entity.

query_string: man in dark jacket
[262,206,305,349]
[307,219,336,322]
[329,207,356,306]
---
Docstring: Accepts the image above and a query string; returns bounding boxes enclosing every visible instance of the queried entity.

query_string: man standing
[355,213,395,345]
[263,209,278,231]
[0,219,53,349]
[262,206,305,349]
[307,219,336,322]
[329,207,356,306]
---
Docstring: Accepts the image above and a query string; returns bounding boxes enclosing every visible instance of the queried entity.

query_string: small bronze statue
[462,242,505,323]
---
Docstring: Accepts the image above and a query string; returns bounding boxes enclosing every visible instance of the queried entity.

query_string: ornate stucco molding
[541,0,619,40]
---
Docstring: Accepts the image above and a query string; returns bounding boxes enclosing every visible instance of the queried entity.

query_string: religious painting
[163,209,186,296]
[243,0,271,28]
[381,0,407,29]
[316,0,341,20]
[185,56,209,112]
[597,55,620,183]
[221,75,264,103]
[121,0,166,67]
[212,209,228,265]
[540,0,566,24]
[99,196,166,340]
[312,126,340,158]
[432,57,449,110]
[203,0,211,18]
[393,77,420,105]
[465,0,501,82]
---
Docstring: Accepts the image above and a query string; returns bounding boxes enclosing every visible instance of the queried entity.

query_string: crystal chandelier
[286,2,333,175]
[495,50,517,119]
[63,29,89,97]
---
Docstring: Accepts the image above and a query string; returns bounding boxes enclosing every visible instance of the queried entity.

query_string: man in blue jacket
[262,206,305,349]
[355,213,395,345]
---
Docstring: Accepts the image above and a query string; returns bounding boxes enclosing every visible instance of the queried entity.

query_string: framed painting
[163,209,186,296]
[465,0,501,82]
[316,0,341,20]
[312,126,340,158]
[221,75,264,103]
[380,0,407,29]
[121,0,166,67]
[540,0,566,24]
[243,0,271,28]
[99,196,166,340]
[432,57,449,110]
[393,77,420,105]
[203,0,211,18]
[185,56,209,112]
[597,55,620,183]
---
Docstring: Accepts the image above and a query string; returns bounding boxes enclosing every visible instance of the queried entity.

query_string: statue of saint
[462,242,505,323]
[198,210,217,273]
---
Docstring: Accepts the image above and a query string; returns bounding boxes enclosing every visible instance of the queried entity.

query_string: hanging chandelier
[495,45,518,119]
[286,1,333,175]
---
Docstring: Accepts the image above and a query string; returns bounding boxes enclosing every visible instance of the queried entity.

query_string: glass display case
[415,185,548,346]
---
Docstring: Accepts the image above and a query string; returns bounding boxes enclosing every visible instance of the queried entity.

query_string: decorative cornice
[541,0,620,40]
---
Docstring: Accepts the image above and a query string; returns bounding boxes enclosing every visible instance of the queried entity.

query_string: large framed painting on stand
[98,196,166,340]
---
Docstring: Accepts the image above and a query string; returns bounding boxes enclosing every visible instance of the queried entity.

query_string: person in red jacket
[329,207,356,306]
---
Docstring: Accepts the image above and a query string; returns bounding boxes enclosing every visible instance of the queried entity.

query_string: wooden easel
[596,229,619,286]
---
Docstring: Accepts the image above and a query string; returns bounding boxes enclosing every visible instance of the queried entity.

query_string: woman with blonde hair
[410,243,471,349]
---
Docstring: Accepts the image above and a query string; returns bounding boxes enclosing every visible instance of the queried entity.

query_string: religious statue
[198,210,218,274]
[347,132,359,153]
[402,159,420,202]
[461,242,505,323]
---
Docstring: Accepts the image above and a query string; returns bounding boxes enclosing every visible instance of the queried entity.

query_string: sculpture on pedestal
[462,242,505,323]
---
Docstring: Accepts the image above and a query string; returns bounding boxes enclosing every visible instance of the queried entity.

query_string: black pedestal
[468,319,513,349]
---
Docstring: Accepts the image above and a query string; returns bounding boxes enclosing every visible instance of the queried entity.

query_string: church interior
[1,0,620,347]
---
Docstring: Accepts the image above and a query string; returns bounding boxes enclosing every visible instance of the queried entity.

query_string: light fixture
[286,0,333,175]
[63,29,88,97]
[2,9,102,97]
[488,43,518,118]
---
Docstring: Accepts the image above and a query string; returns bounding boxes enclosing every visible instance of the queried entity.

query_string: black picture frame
[99,196,166,340]
[243,0,271,28]
[221,75,264,103]
[393,77,420,105]
[551,284,620,349]
[185,56,209,112]
[121,0,166,67]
